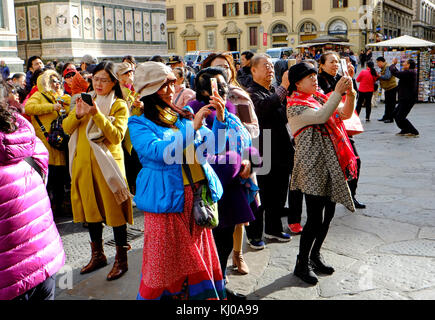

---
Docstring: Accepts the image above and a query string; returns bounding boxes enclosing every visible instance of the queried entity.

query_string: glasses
[214,64,230,70]
[51,79,61,85]
[92,76,113,84]
[10,89,18,95]
[159,79,176,90]
[64,73,75,79]
[262,63,274,70]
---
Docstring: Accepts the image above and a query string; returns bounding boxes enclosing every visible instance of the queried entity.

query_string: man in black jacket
[237,51,254,90]
[390,58,419,137]
[245,53,293,249]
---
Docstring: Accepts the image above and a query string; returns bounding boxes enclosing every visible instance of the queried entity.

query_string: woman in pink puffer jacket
[0,104,65,300]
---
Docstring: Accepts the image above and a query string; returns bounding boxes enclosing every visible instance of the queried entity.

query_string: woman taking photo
[24,69,71,217]
[286,62,357,285]
[200,53,260,276]
[318,51,366,209]
[128,62,228,300]
[63,61,133,281]
[356,61,378,122]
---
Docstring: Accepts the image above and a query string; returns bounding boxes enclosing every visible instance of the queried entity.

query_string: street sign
[263,33,267,46]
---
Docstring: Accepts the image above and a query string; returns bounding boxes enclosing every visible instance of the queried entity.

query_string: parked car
[266,47,293,63]
[184,51,214,72]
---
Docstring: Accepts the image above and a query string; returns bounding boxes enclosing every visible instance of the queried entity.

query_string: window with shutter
[249,27,258,46]
[303,0,312,10]
[275,0,284,12]
[206,4,214,18]
[167,8,174,21]
[186,6,194,19]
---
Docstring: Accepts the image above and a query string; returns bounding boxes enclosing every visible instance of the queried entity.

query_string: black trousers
[212,225,235,278]
[47,165,67,215]
[287,189,304,225]
[347,138,361,197]
[356,91,374,120]
[12,275,56,301]
[246,165,291,240]
[124,147,142,195]
[88,222,127,246]
[298,194,336,261]
[393,98,419,135]
[381,87,397,121]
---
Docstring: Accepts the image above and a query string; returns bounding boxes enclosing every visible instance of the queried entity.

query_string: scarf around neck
[68,90,132,204]
[287,90,358,181]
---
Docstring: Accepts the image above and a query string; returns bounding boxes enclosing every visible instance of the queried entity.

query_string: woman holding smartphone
[63,61,133,281]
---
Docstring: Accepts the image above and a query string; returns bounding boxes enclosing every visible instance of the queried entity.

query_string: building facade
[166,0,397,56]
[1,0,24,72]
[14,0,167,64]
[412,0,435,41]
[380,0,414,40]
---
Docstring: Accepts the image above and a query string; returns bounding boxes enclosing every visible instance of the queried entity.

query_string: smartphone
[210,77,218,97]
[81,92,93,106]
[340,59,349,76]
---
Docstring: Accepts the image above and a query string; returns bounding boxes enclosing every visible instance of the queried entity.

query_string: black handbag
[182,163,219,229]
[34,93,69,150]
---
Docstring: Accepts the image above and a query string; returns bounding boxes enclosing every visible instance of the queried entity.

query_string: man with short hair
[167,55,195,89]
[376,56,397,123]
[237,50,254,89]
[245,53,293,249]
[11,72,27,103]
[70,54,98,95]
[390,58,419,137]
[25,56,44,94]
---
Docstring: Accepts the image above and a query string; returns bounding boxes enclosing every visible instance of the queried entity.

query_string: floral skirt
[137,185,226,300]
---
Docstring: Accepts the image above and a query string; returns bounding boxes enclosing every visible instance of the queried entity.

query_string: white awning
[366,35,435,48]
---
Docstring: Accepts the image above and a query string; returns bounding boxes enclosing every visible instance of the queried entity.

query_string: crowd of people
[0,47,419,300]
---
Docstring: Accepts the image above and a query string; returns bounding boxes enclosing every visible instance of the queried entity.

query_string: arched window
[271,23,288,47]
[328,19,348,37]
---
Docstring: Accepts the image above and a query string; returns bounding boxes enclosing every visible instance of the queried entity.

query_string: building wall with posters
[166,0,376,56]
[1,0,24,72]
[14,0,167,64]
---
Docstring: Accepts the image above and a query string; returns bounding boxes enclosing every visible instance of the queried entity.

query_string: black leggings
[212,225,235,278]
[298,194,336,261]
[88,222,127,246]
[356,91,373,120]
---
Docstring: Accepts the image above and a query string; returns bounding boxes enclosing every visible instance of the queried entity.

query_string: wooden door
[186,40,196,52]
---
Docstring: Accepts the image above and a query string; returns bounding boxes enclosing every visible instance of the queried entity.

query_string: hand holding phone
[340,59,349,77]
[81,92,93,106]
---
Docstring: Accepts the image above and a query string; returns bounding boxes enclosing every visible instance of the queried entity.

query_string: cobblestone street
[55,102,435,300]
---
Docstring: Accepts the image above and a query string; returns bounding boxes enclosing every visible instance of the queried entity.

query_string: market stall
[366,35,435,102]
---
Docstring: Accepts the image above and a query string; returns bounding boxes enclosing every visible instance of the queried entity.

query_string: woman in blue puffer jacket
[128,62,229,300]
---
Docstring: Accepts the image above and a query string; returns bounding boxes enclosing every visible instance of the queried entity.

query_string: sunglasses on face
[51,78,61,85]
[64,73,75,79]
[10,89,18,95]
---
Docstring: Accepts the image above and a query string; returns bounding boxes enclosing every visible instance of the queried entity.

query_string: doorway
[227,38,237,51]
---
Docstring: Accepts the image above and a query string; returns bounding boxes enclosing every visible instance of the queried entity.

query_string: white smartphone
[340,59,349,76]
[210,77,218,96]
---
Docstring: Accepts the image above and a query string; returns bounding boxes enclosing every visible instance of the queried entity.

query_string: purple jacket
[0,113,65,300]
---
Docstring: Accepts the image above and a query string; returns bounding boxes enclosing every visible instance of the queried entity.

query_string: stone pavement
[55,102,435,300]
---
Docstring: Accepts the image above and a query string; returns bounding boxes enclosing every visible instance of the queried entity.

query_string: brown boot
[106,244,131,281]
[232,251,249,275]
[80,240,108,274]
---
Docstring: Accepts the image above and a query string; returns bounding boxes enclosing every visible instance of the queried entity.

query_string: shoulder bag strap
[174,88,185,106]
[34,92,59,137]
[23,156,46,181]
[182,153,196,194]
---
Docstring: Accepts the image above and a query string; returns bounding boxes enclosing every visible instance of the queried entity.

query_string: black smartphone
[81,92,93,106]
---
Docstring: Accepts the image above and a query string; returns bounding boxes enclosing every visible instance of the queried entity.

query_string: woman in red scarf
[286,62,357,285]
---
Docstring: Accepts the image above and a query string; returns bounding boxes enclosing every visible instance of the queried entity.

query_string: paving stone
[377,239,435,257]
[321,225,385,257]
[335,214,419,243]
[327,289,409,300]
[419,227,435,240]
[353,254,435,292]
[408,287,435,300]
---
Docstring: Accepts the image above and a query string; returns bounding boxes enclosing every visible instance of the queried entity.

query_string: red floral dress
[137,186,226,300]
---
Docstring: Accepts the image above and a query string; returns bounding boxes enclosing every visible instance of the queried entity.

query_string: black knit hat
[288,62,318,94]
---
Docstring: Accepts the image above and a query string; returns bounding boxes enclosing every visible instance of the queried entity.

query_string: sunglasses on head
[64,73,75,79]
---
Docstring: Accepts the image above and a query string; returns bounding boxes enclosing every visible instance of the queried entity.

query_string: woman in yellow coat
[25,69,71,216]
[63,61,133,281]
